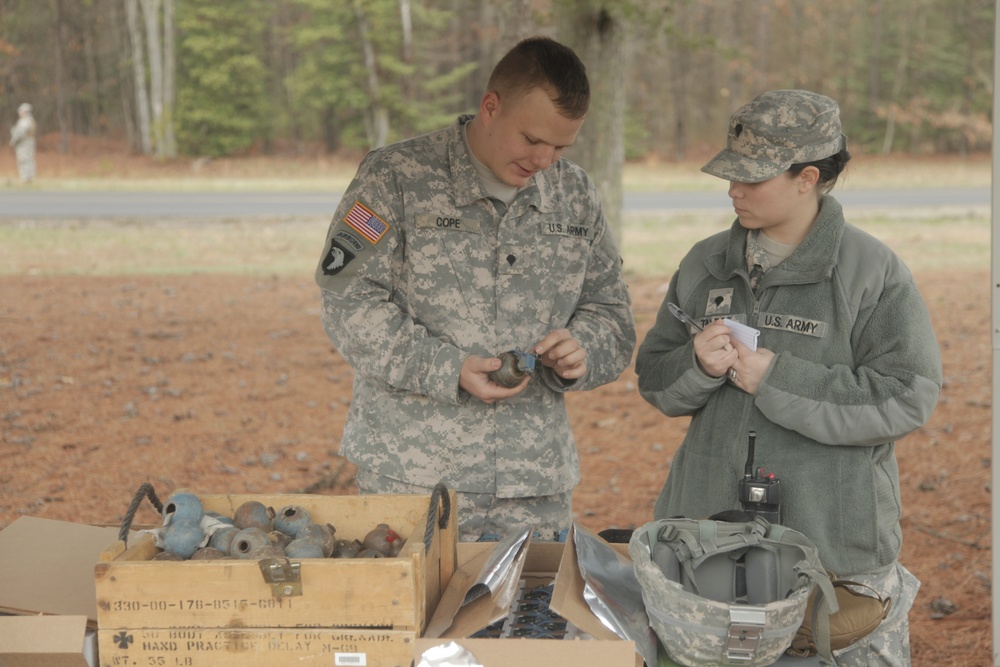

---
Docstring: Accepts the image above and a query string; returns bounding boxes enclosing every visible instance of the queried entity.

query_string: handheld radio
[737,430,782,523]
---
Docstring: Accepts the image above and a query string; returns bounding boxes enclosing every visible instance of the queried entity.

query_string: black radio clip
[738,430,782,524]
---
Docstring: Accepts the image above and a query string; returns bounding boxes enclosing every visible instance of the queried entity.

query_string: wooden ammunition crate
[95,491,456,667]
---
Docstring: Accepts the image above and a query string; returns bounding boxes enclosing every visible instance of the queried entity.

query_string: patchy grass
[0,137,991,278]
[621,208,991,279]
[0,219,330,277]
[1,207,988,279]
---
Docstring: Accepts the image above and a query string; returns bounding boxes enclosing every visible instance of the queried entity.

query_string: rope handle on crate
[423,482,452,553]
[118,482,163,545]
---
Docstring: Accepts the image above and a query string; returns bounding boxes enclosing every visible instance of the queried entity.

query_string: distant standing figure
[9,103,36,184]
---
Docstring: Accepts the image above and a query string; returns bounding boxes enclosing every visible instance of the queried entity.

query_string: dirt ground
[0,139,992,665]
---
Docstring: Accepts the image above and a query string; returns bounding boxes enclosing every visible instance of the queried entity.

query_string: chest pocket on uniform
[521,224,591,328]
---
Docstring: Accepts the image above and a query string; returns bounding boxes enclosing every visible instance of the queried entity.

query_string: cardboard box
[0,517,129,667]
[0,516,128,623]
[416,535,641,667]
[0,614,94,667]
[95,492,456,667]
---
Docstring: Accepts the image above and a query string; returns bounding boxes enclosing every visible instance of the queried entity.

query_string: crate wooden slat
[98,626,416,667]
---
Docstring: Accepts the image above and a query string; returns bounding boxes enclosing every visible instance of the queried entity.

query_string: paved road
[0,187,989,218]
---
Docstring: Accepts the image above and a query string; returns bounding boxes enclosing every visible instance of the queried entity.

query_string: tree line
[0,0,993,162]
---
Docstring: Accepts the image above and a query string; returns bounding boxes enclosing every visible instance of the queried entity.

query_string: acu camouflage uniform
[9,104,35,184]
[315,115,635,517]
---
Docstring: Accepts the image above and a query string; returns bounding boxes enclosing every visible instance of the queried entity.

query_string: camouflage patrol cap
[701,89,847,183]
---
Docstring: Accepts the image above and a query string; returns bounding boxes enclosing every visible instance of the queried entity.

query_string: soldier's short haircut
[487,36,590,119]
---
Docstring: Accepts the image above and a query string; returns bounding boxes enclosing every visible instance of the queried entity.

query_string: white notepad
[723,318,760,351]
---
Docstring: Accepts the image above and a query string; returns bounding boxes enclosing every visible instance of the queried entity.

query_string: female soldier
[635,89,942,665]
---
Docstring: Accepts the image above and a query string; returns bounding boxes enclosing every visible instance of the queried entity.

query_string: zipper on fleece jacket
[730,278,762,478]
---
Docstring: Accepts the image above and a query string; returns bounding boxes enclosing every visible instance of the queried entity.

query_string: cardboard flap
[424,535,531,638]
[549,526,627,641]
[0,614,89,665]
[0,517,130,623]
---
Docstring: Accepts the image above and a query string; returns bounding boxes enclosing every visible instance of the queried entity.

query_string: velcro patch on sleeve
[344,201,390,244]
[321,239,356,276]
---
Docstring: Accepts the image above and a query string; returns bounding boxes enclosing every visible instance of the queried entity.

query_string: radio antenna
[743,430,757,478]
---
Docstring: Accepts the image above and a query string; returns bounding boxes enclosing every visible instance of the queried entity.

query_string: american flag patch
[343,201,389,243]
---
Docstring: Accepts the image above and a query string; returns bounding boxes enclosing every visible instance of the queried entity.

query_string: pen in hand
[667,302,703,333]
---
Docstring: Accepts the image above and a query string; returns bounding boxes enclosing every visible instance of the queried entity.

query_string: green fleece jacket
[635,196,942,576]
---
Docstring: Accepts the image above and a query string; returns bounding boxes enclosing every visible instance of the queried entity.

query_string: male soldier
[9,103,36,184]
[315,36,635,541]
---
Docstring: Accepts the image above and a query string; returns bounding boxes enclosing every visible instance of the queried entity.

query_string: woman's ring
[729,368,738,382]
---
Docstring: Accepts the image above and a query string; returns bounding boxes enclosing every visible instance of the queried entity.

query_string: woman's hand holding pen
[694,320,738,379]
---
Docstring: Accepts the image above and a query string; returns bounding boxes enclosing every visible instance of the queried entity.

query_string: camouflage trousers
[355,467,572,542]
[15,153,34,183]
[828,561,919,666]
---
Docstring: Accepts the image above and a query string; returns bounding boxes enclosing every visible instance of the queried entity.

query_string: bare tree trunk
[83,3,101,134]
[722,3,743,121]
[559,4,626,247]
[139,0,164,158]
[753,6,771,91]
[959,0,974,156]
[110,0,138,149]
[670,6,692,161]
[322,105,340,154]
[399,0,414,123]
[125,0,152,154]
[881,7,914,154]
[497,0,534,49]
[905,6,929,152]
[399,0,413,64]
[868,0,883,113]
[162,0,176,157]
[53,0,69,153]
[352,0,388,148]
[466,0,501,108]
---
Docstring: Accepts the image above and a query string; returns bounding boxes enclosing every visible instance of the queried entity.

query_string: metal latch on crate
[725,606,765,662]
[258,558,303,597]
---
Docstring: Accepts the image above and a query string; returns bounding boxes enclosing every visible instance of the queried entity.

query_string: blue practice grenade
[489,350,538,388]
[162,490,203,524]
[297,523,337,556]
[274,505,312,537]
[161,517,205,559]
[284,537,325,559]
